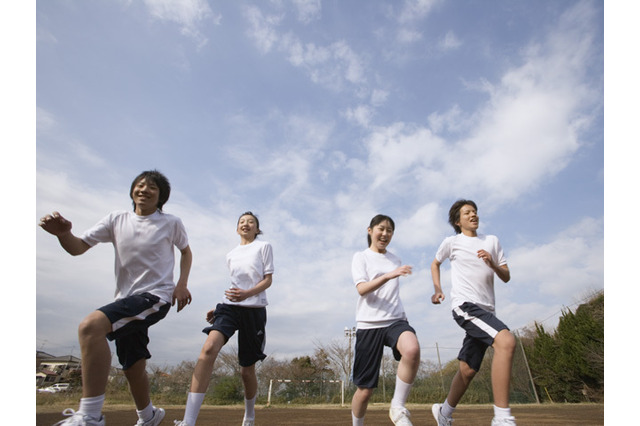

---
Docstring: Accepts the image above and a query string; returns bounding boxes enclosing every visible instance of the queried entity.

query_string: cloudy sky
[33,0,608,372]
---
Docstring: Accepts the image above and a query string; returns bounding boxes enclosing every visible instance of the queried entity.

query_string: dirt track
[36,403,604,425]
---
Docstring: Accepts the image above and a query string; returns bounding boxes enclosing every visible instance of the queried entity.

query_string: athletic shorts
[452,302,510,371]
[98,292,170,370]
[202,303,267,367]
[352,320,416,389]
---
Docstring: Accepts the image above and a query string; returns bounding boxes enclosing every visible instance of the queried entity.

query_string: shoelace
[53,408,83,426]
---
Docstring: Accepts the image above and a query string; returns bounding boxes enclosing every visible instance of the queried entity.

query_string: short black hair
[448,199,477,234]
[367,214,395,247]
[237,211,262,236]
[130,170,171,211]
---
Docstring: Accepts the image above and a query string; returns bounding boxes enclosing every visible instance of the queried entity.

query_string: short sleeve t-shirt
[81,210,189,303]
[435,233,506,313]
[352,248,407,329]
[224,239,274,308]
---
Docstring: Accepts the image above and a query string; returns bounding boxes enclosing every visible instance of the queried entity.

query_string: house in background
[36,351,81,387]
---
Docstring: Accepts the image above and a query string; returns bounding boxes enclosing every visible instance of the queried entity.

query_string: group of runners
[40,170,516,426]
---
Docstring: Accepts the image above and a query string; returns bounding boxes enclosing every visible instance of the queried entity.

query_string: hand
[225,286,249,303]
[477,249,494,267]
[431,292,445,305]
[390,265,413,279]
[206,309,215,324]
[172,286,192,312]
[39,211,72,236]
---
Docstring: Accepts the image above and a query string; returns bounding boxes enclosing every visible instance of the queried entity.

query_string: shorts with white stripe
[452,302,509,372]
[98,292,170,369]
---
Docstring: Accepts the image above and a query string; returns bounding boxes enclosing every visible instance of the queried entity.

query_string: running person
[174,211,274,426]
[40,170,193,426]
[430,200,516,426]
[350,215,421,426]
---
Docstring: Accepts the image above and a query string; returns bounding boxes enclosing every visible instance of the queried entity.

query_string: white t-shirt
[81,210,189,303]
[435,233,507,313]
[351,248,407,329]
[224,239,274,308]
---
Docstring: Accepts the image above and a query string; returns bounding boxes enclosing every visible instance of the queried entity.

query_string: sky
[30,0,611,374]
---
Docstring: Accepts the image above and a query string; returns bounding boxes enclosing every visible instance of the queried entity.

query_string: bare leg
[77,311,113,398]
[351,387,374,419]
[491,329,516,408]
[395,331,420,384]
[124,358,151,409]
[241,364,258,400]
[446,360,477,407]
[190,331,226,393]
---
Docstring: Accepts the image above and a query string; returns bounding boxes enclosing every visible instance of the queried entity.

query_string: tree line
[48,291,603,406]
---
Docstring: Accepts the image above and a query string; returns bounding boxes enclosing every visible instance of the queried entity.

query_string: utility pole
[436,342,445,392]
[344,326,356,383]
[515,331,540,404]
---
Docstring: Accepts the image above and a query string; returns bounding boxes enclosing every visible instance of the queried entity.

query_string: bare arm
[39,211,90,256]
[355,265,412,296]
[225,273,273,303]
[431,258,445,304]
[477,249,511,283]
[172,245,193,312]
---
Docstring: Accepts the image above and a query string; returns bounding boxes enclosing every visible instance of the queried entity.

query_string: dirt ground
[36,403,604,425]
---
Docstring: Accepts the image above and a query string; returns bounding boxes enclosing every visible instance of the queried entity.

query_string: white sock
[352,412,364,426]
[78,394,105,420]
[244,394,257,420]
[441,399,455,418]
[493,405,512,418]
[183,392,206,425]
[136,402,154,422]
[390,376,412,408]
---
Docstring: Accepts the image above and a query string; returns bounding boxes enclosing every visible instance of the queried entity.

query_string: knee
[459,362,477,383]
[402,344,421,366]
[124,359,147,379]
[356,387,374,401]
[200,339,220,360]
[398,333,421,365]
[241,366,256,382]
[78,311,110,340]
[494,330,516,355]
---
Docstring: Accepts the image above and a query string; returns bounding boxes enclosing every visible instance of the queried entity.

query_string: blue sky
[32,0,608,371]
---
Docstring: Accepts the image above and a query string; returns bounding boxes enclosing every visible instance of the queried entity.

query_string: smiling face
[237,213,260,243]
[368,219,394,253]
[456,204,480,236]
[131,178,160,216]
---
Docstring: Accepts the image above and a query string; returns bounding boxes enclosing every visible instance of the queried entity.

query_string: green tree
[526,291,604,402]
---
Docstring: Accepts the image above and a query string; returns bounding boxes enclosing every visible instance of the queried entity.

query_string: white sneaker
[53,408,105,426]
[491,416,516,425]
[173,421,190,426]
[242,418,255,426]
[389,406,412,426]
[136,407,165,426]
[431,404,453,426]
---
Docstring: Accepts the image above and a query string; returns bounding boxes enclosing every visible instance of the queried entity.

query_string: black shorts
[352,320,415,389]
[98,292,170,370]
[452,302,510,371]
[202,303,267,367]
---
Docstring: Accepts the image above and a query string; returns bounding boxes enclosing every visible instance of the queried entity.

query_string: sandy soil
[36,403,604,425]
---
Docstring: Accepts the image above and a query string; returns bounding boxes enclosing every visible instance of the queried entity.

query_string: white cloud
[397,0,441,24]
[142,0,217,48]
[291,0,321,24]
[356,0,600,206]
[508,217,604,300]
[438,30,462,51]
[35,0,602,368]
[344,104,374,128]
[397,28,423,44]
[395,202,443,249]
[244,5,284,54]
